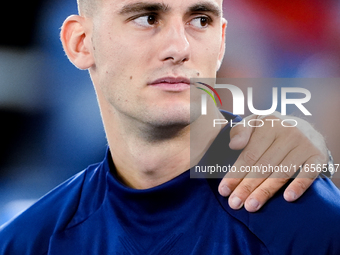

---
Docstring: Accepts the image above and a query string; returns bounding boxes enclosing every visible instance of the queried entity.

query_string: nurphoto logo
[196,81,312,128]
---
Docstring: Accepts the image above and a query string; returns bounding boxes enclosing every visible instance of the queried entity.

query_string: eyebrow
[187,2,222,18]
[119,2,170,15]
[118,1,222,17]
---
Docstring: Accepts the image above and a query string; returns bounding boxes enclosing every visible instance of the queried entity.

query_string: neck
[101,103,225,190]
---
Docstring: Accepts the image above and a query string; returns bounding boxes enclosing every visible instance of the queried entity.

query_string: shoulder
[210,177,340,254]
[227,177,340,255]
[0,162,103,255]
[255,177,340,255]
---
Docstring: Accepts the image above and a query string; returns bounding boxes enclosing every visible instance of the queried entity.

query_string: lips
[148,77,191,92]
[149,77,191,85]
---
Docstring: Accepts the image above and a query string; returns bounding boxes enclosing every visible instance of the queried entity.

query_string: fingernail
[220,185,231,197]
[230,196,243,209]
[285,190,297,201]
[248,198,261,211]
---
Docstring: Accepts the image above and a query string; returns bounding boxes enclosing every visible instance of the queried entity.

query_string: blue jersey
[1,112,340,255]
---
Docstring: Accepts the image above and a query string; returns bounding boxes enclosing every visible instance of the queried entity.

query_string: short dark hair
[77,0,97,16]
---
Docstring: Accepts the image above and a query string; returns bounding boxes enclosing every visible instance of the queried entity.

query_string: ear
[60,15,95,70]
[216,18,228,71]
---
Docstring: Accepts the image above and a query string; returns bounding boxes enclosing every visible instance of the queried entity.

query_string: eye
[190,16,211,29]
[133,14,158,27]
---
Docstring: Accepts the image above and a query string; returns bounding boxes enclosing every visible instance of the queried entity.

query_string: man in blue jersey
[1,0,339,254]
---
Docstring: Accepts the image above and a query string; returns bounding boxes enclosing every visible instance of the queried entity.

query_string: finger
[243,147,323,212]
[232,122,277,167]
[284,155,324,202]
[228,177,266,210]
[227,137,296,210]
[244,177,290,212]
[218,171,248,197]
[219,123,277,197]
[229,132,251,151]
[243,145,315,212]
[227,128,312,210]
[243,166,296,212]
[229,115,256,150]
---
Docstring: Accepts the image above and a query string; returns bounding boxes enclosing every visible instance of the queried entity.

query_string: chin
[147,106,193,128]
[155,113,190,128]
[153,100,203,126]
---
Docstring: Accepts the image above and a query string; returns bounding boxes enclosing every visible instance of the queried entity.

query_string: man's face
[89,0,226,127]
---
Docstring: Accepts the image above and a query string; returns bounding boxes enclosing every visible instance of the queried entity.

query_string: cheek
[93,41,130,91]
[193,42,221,75]
[207,37,223,72]
[97,33,152,79]
[92,35,151,105]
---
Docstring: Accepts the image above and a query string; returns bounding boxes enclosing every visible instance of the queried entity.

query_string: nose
[158,19,191,65]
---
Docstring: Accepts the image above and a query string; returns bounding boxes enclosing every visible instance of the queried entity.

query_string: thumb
[229,115,256,150]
